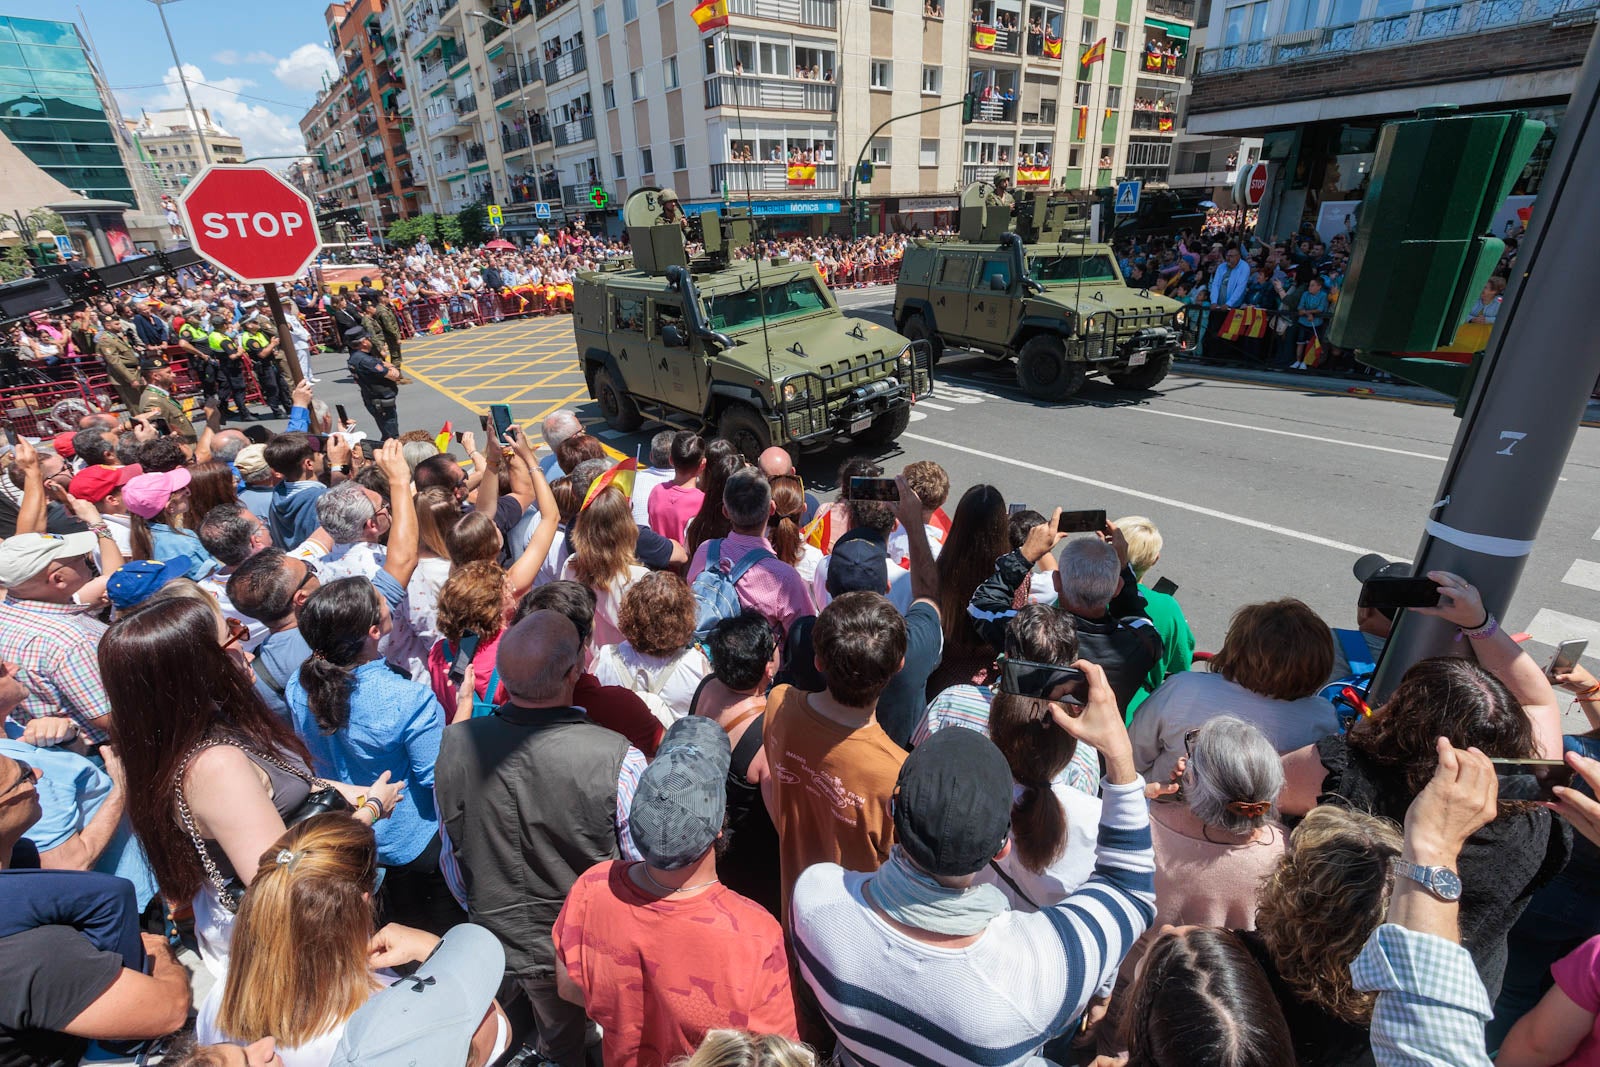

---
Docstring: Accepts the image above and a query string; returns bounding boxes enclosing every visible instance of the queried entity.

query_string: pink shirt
[427,631,508,713]
[1552,935,1600,1065]
[687,531,816,640]
[647,481,704,544]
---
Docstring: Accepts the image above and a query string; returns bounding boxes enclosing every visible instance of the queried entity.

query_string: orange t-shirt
[761,684,906,920]
[552,861,797,1067]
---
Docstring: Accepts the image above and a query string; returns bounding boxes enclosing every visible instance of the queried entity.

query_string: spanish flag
[691,0,728,31]
[1042,33,1062,58]
[1080,36,1106,67]
[434,421,453,453]
[426,317,446,334]
[581,457,639,511]
[1303,330,1326,368]
[598,439,630,463]
[1075,105,1088,140]
[787,163,817,187]
[972,24,996,49]
[1218,307,1267,341]
[1157,115,1174,132]
[802,509,835,552]
[1016,165,1051,184]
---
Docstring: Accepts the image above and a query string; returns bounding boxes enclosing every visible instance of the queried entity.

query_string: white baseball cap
[0,532,97,587]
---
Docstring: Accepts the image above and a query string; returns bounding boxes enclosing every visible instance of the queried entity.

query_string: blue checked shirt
[0,599,111,744]
[1351,924,1493,1067]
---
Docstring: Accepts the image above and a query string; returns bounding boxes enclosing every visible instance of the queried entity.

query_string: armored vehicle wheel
[593,365,643,432]
[718,402,772,462]
[1108,353,1174,391]
[1015,335,1087,402]
[900,313,944,367]
[857,404,911,446]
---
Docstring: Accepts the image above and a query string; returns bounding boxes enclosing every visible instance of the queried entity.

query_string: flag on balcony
[691,0,728,31]
[1016,165,1051,184]
[1041,33,1062,58]
[1157,115,1174,131]
[1080,37,1106,67]
[787,163,817,186]
[972,24,997,49]
[1075,105,1088,140]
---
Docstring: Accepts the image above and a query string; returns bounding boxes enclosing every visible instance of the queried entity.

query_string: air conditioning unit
[1275,28,1320,45]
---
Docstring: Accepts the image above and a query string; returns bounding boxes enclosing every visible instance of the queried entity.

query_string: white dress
[559,559,648,653]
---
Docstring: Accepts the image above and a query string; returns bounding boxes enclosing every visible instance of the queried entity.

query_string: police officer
[364,290,408,384]
[347,335,400,441]
[241,315,290,418]
[173,304,219,404]
[206,315,254,421]
[95,317,144,413]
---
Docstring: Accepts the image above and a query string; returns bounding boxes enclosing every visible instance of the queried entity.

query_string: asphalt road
[291,290,1600,725]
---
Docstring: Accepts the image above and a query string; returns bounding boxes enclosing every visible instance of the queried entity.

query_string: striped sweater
[790,777,1157,1067]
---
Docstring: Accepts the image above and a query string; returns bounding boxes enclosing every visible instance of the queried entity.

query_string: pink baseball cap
[122,467,192,519]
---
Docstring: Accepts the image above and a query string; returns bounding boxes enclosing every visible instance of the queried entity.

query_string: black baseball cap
[893,728,1013,877]
[826,528,888,596]
[1353,553,1412,584]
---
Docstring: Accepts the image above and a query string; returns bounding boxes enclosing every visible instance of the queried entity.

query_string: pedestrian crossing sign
[486,204,503,226]
[534,202,551,220]
[1114,180,1142,215]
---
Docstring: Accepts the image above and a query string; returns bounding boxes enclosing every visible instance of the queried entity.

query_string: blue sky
[68,0,341,158]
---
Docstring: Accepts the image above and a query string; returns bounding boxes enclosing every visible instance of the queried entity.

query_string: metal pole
[149,0,212,165]
[850,97,967,239]
[264,282,304,387]
[1368,27,1600,701]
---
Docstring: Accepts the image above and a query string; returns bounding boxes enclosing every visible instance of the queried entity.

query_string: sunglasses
[222,617,251,650]
[0,756,38,801]
[1184,727,1201,759]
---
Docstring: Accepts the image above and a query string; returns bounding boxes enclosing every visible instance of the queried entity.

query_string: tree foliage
[385,211,468,248]
[457,200,492,246]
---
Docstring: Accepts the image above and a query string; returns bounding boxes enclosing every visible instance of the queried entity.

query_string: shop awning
[487,45,506,59]
[1143,16,1191,38]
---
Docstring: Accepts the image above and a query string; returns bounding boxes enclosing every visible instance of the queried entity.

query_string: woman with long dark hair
[289,577,457,934]
[928,484,1010,694]
[103,597,402,975]
[186,460,239,528]
[767,474,822,586]
[684,446,743,555]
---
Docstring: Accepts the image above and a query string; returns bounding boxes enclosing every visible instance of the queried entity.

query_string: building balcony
[502,127,532,153]
[1138,46,1191,77]
[704,74,836,111]
[1145,0,1197,19]
[372,177,394,193]
[536,0,575,18]
[355,114,378,136]
[710,161,840,192]
[437,151,467,175]
[425,110,460,138]
[492,70,523,100]
[962,162,1007,184]
[553,114,596,147]
[396,87,412,112]
[969,96,1017,123]
[727,0,838,27]
[544,45,587,85]
[416,62,450,95]
[521,61,542,86]
[465,141,488,162]
[454,93,478,117]
[1024,32,1066,59]
[509,175,562,203]
[1131,110,1178,133]
[971,24,1022,55]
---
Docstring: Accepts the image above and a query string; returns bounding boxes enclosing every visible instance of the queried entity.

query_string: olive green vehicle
[893,182,1183,401]
[575,188,933,459]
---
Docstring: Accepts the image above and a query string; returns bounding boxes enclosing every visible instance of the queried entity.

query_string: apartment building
[383,0,1196,236]
[1182,0,1589,237]
[126,108,245,193]
[298,0,418,236]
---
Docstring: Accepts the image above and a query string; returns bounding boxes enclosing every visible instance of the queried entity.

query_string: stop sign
[177,165,321,284]
[1245,161,1270,207]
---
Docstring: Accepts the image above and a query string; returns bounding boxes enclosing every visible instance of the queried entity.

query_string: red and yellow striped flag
[972,24,997,49]
[1075,105,1088,140]
[1042,34,1062,58]
[1080,37,1106,67]
[787,163,817,186]
[581,457,639,510]
[1016,165,1051,185]
[802,509,834,551]
[434,420,453,453]
[426,317,445,334]
[691,0,728,30]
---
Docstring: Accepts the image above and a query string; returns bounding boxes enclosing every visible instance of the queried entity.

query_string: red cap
[68,463,141,504]
[51,432,76,458]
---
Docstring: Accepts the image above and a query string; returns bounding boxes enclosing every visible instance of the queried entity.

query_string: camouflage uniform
[96,327,144,412]
[370,300,405,376]
[359,310,392,362]
[985,182,1016,210]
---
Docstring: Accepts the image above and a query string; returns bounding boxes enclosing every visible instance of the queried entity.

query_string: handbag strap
[173,739,242,913]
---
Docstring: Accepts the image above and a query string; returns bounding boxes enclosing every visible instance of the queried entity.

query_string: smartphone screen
[479,413,491,433]
[1000,658,1089,705]
[1057,509,1107,534]
[1152,576,1180,597]
[152,418,171,436]
[489,403,514,440]
[1008,503,1029,515]
[1358,576,1442,610]
[336,403,350,425]
[453,430,465,444]
[1491,758,1576,802]
[849,477,900,501]
[1548,639,1589,677]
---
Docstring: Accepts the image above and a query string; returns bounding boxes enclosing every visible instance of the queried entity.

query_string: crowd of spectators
[0,363,1598,1067]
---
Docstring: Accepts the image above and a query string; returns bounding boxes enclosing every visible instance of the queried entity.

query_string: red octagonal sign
[1245,161,1270,208]
[177,165,322,284]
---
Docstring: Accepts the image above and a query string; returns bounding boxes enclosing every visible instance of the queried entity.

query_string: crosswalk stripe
[1592,524,1600,540]
[918,401,954,412]
[1524,608,1600,651]
[1562,559,1600,593]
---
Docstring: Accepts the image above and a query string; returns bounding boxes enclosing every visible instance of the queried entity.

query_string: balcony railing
[395,88,412,112]
[454,93,478,116]
[1131,110,1177,132]
[425,110,459,137]
[492,71,523,99]
[465,141,488,162]
[709,161,840,192]
[1198,0,1596,73]
[961,162,1006,184]
[553,114,596,147]
[436,151,466,175]
[727,0,838,26]
[1145,0,1197,18]
[521,60,542,85]
[969,96,1017,122]
[355,114,378,135]
[416,63,450,95]
[1138,47,1191,76]
[372,178,394,193]
[1024,32,1066,58]
[563,182,603,208]
[704,74,837,111]
[544,45,588,84]
[971,25,1022,54]
[502,128,532,152]
[509,175,563,202]
[536,0,575,18]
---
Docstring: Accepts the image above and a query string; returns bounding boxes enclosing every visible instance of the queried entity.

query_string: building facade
[299,0,419,236]
[1182,0,1589,237]
[381,0,1196,237]
[127,107,245,193]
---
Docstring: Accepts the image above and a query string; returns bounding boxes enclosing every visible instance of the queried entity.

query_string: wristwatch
[1391,858,1463,901]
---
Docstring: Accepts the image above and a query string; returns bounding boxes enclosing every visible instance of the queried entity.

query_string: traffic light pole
[1369,28,1600,701]
[849,97,969,240]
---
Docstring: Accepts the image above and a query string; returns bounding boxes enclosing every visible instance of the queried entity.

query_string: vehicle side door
[609,292,658,401]
[970,254,1020,346]
[930,253,973,341]
[648,295,708,415]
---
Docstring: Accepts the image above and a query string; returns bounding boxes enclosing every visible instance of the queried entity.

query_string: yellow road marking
[397,318,591,423]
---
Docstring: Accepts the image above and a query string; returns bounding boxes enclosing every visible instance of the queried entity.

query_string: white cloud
[121,63,308,160]
[272,44,337,93]
[217,48,293,66]
[213,49,240,65]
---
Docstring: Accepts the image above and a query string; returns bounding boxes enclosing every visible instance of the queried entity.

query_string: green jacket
[1125,583,1197,722]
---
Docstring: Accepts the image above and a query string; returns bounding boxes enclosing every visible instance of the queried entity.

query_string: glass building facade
[0,16,137,205]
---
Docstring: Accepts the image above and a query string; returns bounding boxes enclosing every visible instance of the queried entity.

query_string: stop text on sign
[198,211,310,240]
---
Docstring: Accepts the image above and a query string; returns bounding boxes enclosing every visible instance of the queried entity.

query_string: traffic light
[1329,109,1543,397]
[961,91,978,125]
[857,160,874,185]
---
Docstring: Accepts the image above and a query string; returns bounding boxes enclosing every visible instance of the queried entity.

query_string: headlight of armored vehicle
[1173,309,1188,328]
[897,345,913,372]
[782,381,808,403]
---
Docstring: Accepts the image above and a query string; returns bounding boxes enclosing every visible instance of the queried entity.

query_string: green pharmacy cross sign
[589,185,609,209]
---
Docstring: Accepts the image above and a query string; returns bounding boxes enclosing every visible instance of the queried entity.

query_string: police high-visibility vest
[207,330,236,355]
[243,330,269,356]
[178,324,207,345]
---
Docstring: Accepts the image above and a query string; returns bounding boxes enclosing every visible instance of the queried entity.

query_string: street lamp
[146,0,212,166]
[466,10,536,207]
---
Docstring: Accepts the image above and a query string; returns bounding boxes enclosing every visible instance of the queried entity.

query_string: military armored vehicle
[893,182,1182,400]
[574,188,932,459]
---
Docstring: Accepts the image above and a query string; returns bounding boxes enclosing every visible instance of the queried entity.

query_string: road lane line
[1524,608,1600,651]
[1127,405,1450,461]
[1562,559,1600,592]
[901,432,1405,558]
[917,401,954,412]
